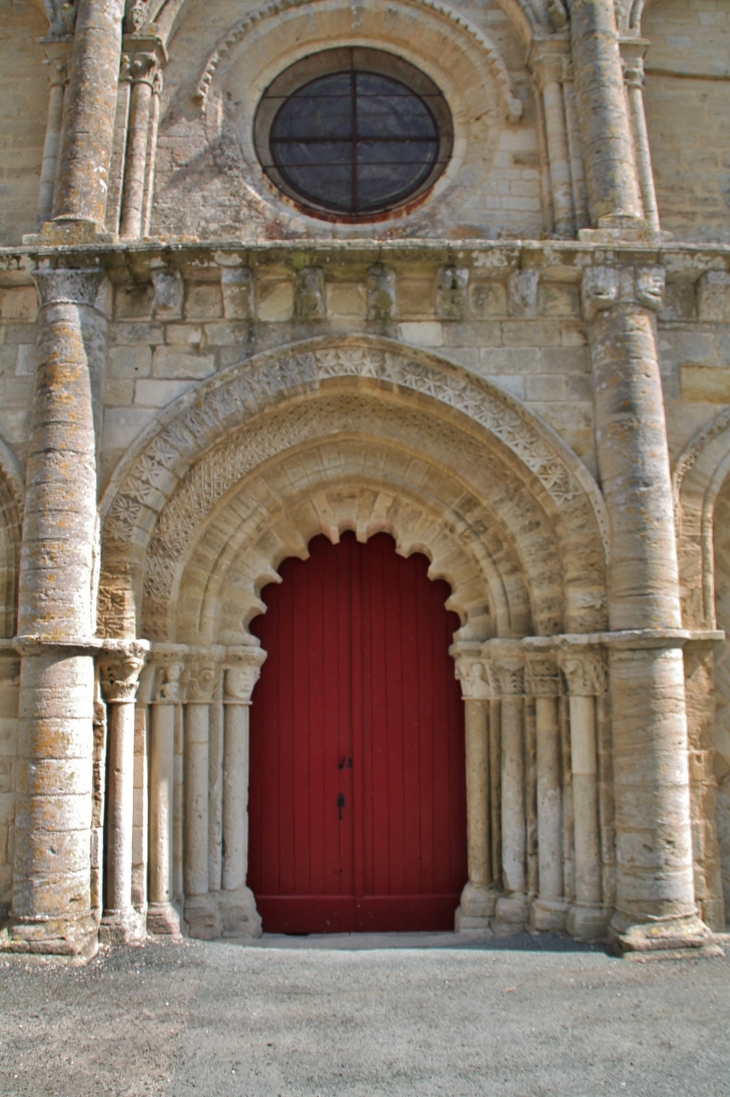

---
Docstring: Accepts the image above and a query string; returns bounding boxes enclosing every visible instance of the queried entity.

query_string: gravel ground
[0,932,728,1097]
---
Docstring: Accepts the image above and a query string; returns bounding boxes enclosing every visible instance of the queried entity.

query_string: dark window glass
[258,53,450,217]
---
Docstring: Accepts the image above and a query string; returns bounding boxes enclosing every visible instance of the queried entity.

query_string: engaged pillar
[98,642,148,944]
[569,0,644,228]
[492,649,528,932]
[452,646,496,933]
[147,646,185,936]
[183,654,220,939]
[561,649,607,940]
[1,268,106,960]
[584,264,713,955]
[525,653,567,931]
[219,647,265,938]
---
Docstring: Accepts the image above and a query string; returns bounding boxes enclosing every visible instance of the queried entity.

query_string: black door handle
[337,792,345,820]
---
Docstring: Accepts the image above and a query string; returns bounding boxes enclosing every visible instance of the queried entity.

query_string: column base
[184,894,222,940]
[567,903,609,941]
[219,887,263,939]
[147,901,183,938]
[531,898,569,932]
[459,881,497,919]
[99,907,147,946]
[0,913,99,962]
[493,894,529,936]
[609,912,723,958]
[454,906,493,937]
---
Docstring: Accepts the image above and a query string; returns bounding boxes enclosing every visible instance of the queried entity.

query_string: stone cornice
[3,240,730,287]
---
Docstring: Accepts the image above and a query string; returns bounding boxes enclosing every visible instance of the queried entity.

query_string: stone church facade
[0,0,729,960]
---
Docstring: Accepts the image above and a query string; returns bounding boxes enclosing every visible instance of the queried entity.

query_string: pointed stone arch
[98,335,608,644]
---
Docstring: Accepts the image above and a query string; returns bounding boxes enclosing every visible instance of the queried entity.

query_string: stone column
[621,40,660,234]
[51,0,125,234]
[584,264,713,954]
[183,654,220,939]
[142,69,163,236]
[560,649,607,940]
[147,646,185,936]
[525,653,567,931]
[119,39,163,239]
[37,37,72,228]
[452,647,496,933]
[569,0,643,227]
[98,642,148,944]
[561,57,589,231]
[2,267,105,959]
[492,650,528,932]
[531,42,574,237]
[218,648,266,937]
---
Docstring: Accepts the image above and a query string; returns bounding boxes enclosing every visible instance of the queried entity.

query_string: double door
[248,532,467,933]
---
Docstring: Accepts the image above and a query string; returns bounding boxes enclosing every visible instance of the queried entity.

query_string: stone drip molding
[193,0,524,121]
[100,335,609,557]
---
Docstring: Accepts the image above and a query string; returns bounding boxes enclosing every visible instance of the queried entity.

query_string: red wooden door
[248,532,467,933]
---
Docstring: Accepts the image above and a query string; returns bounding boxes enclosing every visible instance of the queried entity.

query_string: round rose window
[255,48,453,220]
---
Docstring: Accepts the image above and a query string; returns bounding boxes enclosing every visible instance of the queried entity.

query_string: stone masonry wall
[643,0,730,243]
[0,1,49,247]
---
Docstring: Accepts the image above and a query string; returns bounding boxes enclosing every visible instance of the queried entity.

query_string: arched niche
[98,335,608,645]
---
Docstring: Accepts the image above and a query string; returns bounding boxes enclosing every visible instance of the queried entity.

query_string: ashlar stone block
[221,268,254,321]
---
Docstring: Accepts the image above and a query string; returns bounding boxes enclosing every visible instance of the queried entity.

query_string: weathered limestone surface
[0,0,730,959]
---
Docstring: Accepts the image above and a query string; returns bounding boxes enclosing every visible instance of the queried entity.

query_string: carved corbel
[582,264,664,321]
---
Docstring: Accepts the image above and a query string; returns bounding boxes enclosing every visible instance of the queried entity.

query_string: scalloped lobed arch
[98,335,609,645]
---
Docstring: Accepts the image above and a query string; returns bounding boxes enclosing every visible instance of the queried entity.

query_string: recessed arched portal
[248,531,467,933]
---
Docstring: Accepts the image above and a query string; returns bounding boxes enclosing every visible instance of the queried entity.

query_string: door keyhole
[337,792,345,821]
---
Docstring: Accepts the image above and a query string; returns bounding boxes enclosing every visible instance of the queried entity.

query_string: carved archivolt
[673,409,730,629]
[194,0,523,121]
[150,0,539,50]
[99,337,608,642]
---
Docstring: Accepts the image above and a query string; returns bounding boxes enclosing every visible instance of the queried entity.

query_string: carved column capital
[32,266,105,309]
[122,35,164,86]
[453,649,493,701]
[524,652,563,697]
[491,660,525,698]
[530,47,567,90]
[149,644,187,704]
[581,264,665,321]
[40,37,73,87]
[223,647,266,705]
[98,640,149,703]
[183,652,219,704]
[559,650,608,697]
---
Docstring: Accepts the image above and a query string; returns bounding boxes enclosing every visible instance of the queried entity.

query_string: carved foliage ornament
[32,267,105,309]
[560,651,608,697]
[98,643,148,703]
